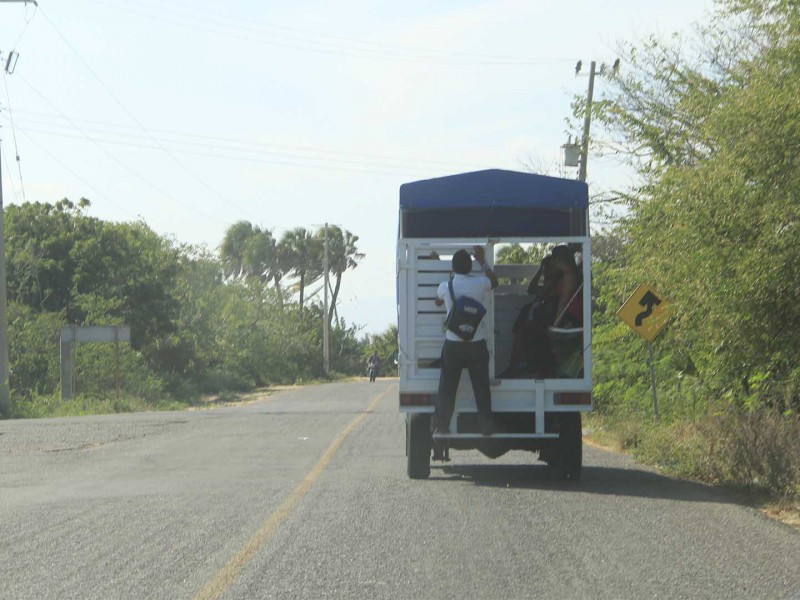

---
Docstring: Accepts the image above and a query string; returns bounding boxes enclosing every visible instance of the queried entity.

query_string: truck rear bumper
[433,432,558,440]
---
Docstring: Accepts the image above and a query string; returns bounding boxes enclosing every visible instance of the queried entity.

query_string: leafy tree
[2,197,371,414]
[5,199,85,312]
[6,302,62,398]
[70,219,182,357]
[585,0,800,410]
[495,244,550,265]
[5,200,182,355]
[166,247,229,384]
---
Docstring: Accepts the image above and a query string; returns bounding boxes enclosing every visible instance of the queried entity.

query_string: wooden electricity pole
[578,61,596,183]
[323,223,330,374]
[0,139,9,416]
[0,0,40,416]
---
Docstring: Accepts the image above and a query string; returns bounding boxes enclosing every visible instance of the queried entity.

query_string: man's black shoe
[478,415,495,436]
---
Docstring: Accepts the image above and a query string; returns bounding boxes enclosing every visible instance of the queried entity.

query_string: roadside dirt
[188,385,302,409]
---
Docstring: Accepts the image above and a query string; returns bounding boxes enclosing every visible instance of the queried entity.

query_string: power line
[93,0,573,66]
[0,138,20,203]
[14,127,137,218]
[8,0,36,52]
[143,0,559,63]
[39,6,257,220]
[16,72,221,223]
[2,69,26,200]
[3,118,455,179]
[2,112,486,174]
[10,107,484,170]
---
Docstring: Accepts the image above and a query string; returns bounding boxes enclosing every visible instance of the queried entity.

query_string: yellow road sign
[617,284,673,342]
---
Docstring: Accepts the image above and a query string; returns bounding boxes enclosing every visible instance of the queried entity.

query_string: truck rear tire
[559,412,582,480]
[407,413,432,479]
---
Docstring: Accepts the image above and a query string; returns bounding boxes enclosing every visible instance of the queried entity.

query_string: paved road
[1,380,799,600]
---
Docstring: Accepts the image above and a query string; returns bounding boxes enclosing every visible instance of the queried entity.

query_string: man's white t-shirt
[437,273,492,342]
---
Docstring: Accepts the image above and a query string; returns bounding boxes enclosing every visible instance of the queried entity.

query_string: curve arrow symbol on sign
[635,291,661,326]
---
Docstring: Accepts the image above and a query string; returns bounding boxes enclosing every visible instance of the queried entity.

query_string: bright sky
[0,0,714,335]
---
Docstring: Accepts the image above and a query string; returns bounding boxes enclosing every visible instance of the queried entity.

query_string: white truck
[397,169,592,479]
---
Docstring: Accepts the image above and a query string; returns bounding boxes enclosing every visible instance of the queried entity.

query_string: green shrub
[631,421,711,479]
[615,408,800,499]
[7,303,63,398]
[700,408,800,498]
[72,342,164,402]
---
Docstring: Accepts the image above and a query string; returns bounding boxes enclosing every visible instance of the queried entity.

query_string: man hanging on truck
[433,246,499,436]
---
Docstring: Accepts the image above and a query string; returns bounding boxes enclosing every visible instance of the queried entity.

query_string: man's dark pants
[436,339,492,430]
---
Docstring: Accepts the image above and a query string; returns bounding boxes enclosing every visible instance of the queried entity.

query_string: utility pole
[573,58,619,183]
[0,1,39,416]
[0,136,9,417]
[578,61,596,183]
[322,223,330,374]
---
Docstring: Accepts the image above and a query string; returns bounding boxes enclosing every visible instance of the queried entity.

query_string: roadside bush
[195,370,253,395]
[631,421,711,480]
[701,408,800,498]
[7,303,62,398]
[623,408,800,499]
[73,342,164,402]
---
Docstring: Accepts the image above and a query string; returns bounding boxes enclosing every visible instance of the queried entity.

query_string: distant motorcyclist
[367,353,380,382]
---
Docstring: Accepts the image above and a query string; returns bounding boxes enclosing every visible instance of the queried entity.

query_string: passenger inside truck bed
[550,245,583,328]
[499,245,582,378]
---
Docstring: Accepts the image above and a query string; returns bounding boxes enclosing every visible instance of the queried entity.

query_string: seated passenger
[499,255,559,378]
[499,246,582,378]
[550,245,583,328]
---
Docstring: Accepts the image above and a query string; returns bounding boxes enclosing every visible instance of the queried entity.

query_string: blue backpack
[444,278,486,341]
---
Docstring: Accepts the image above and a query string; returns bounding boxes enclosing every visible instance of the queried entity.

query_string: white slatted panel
[416,272,450,285]
[416,298,445,313]
[416,323,444,338]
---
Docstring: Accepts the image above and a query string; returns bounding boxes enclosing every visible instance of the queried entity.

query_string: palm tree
[220,221,283,290]
[278,227,322,310]
[317,226,364,329]
[245,229,281,286]
[220,221,256,280]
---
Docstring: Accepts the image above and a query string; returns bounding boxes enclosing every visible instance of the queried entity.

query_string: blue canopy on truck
[399,169,588,238]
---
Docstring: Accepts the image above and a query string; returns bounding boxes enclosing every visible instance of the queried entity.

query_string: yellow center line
[193,385,394,600]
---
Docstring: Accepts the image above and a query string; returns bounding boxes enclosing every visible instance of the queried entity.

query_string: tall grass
[10,394,190,419]
[590,408,800,500]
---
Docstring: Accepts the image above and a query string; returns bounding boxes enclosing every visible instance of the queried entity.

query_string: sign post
[648,343,659,421]
[60,325,130,400]
[617,284,673,421]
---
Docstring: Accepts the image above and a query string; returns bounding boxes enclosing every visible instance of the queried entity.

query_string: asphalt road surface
[1,380,799,600]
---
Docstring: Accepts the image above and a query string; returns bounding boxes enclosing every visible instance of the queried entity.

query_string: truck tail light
[555,392,592,405]
[400,393,433,407]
